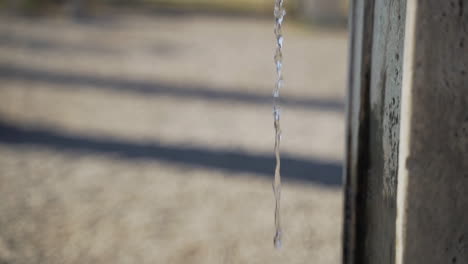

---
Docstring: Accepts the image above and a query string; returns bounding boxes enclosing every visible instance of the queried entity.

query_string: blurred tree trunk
[68,0,87,18]
[297,0,348,25]
[6,0,19,11]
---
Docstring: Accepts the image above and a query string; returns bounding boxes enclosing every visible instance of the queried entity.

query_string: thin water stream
[272,0,286,249]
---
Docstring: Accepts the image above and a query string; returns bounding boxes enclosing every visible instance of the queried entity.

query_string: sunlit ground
[0,12,347,264]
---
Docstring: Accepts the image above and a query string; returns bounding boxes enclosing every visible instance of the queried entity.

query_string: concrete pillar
[343,0,375,261]
[344,0,467,263]
[396,1,468,263]
[344,0,406,262]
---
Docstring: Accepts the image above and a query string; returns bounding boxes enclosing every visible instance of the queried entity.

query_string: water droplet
[277,15,284,25]
[276,61,282,73]
[274,230,282,249]
[274,52,282,63]
[273,107,281,121]
[274,7,286,20]
[276,79,284,90]
[274,26,281,36]
[277,35,284,48]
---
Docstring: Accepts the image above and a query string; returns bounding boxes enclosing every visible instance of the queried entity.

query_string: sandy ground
[0,13,347,264]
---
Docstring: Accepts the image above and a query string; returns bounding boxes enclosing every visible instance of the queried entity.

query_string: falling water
[272,0,286,249]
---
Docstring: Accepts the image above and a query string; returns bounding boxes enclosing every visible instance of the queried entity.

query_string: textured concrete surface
[0,14,347,264]
[397,1,468,263]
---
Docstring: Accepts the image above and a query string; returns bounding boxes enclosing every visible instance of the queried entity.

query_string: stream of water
[272,0,286,249]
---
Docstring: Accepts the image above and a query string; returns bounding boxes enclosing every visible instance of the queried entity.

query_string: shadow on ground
[0,63,344,112]
[0,32,120,55]
[0,120,342,186]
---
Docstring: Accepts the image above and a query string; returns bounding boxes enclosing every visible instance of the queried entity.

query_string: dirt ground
[0,13,347,264]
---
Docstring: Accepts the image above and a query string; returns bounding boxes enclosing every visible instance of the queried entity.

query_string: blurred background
[0,0,348,263]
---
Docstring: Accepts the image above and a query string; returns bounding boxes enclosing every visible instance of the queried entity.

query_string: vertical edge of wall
[395,0,417,263]
[397,1,468,263]
[344,0,407,263]
[343,0,374,263]
[363,0,406,262]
